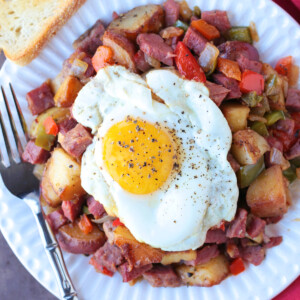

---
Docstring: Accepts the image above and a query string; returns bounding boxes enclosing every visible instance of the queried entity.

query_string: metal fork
[0,84,79,300]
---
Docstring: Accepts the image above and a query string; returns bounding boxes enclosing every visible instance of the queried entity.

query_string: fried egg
[72,65,238,251]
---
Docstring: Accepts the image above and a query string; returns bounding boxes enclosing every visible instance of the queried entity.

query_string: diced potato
[41,167,62,207]
[54,75,83,107]
[45,148,85,201]
[113,225,196,267]
[161,250,196,265]
[107,5,164,40]
[33,163,45,181]
[176,255,229,287]
[221,103,250,132]
[40,195,58,215]
[29,107,70,139]
[57,220,106,254]
[113,225,164,267]
[103,31,137,72]
[246,165,288,217]
[231,129,270,165]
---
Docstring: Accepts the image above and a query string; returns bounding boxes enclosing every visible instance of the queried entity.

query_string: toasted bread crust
[1,0,86,65]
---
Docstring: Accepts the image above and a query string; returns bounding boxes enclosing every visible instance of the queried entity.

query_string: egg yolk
[102,118,176,194]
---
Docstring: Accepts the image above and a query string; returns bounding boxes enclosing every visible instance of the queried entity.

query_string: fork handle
[24,193,79,300]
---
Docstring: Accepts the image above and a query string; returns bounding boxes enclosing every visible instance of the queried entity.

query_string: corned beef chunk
[204,81,230,106]
[93,242,124,273]
[26,81,54,115]
[118,262,153,282]
[143,264,181,287]
[185,245,220,266]
[87,196,106,219]
[183,26,207,56]
[205,229,227,244]
[22,140,50,164]
[213,73,242,99]
[226,208,248,238]
[163,0,180,27]
[60,124,92,158]
[201,10,231,32]
[137,33,174,66]
[46,209,68,233]
[286,89,300,112]
[62,197,85,222]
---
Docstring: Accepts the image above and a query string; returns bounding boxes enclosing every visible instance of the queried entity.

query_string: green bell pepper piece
[193,6,201,18]
[241,91,263,107]
[251,121,269,137]
[225,27,252,43]
[237,156,265,188]
[174,20,189,32]
[283,165,297,183]
[82,205,91,215]
[264,110,285,126]
[35,130,56,151]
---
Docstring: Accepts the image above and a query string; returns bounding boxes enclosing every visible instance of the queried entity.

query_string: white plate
[0,0,300,299]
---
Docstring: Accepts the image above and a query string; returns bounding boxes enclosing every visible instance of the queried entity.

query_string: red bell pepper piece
[112,218,125,227]
[275,56,293,77]
[89,257,114,277]
[43,117,58,136]
[175,42,206,83]
[230,257,245,275]
[239,70,264,95]
[78,214,93,234]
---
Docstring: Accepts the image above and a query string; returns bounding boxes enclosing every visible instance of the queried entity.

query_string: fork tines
[0,84,28,167]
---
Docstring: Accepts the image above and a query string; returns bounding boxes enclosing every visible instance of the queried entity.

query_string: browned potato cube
[41,170,62,207]
[161,250,196,265]
[176,255,229,287]
[113,225,164,267]
[231,129,270,165]
[108,5,164,41]
[221,103,250,133]
[103,30,137,72]
[46,148,85,201]
[246,165,288,217]
[54,75,83,107]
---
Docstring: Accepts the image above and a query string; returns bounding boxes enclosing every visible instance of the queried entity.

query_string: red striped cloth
[271,2,299,298]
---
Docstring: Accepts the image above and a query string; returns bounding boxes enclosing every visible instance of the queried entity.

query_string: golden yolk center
[102,118,176,194]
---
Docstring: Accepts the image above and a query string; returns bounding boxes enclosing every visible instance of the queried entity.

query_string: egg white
[74,65,239,251]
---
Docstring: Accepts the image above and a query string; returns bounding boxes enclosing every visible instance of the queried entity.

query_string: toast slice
[0,0,86,66]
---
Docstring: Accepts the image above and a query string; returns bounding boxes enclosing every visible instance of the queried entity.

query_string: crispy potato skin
[231,129,270,165]
[107,5,164,41]
[54,75,83,107]
[42,148,85,203]
[246,165,288,217]
[114,226,164,267]
[57,221,106,254]
[176,255,229,287]
[113,226,196,268]
[221,103,250,133]
[41,170,62,207]
[103,30,137,72]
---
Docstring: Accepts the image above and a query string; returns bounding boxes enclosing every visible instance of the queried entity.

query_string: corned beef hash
[22,0,300,287]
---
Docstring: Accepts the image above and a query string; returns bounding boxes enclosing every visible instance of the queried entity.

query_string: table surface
[0,51,56,300]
